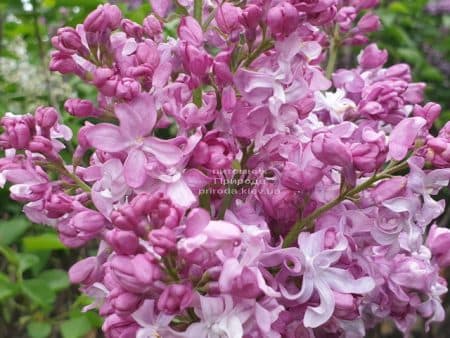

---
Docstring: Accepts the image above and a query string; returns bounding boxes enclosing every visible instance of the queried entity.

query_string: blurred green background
[0,0,449,337]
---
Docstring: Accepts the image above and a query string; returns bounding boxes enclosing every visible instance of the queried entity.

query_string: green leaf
[22,233,66,251]
[27,321,52,338]
[0,216,30,245]
[0,245,18,264]
[60,316,93,338]
[17,253,40,275]
[39,269,70,292]
[21,279,56,308]
[396,47,424,66]
[0,273,18,301]
[388,2,410,14]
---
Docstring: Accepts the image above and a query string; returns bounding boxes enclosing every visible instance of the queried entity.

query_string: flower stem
[52,162,91,193]
[217,144,254,219]
[243,39,274,68]
[193,87,202,107]
[193,0,203,108]
[282,161,409,247]
[194,0,202,25]
[326,25,340,79]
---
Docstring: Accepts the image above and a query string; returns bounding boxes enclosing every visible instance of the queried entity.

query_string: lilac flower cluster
[1,1,450,337]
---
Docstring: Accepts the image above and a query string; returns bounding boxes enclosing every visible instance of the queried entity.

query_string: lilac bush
[1,1,450,337]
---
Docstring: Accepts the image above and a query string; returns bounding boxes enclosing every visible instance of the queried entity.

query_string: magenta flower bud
[111,205,141,231]
[385,63,411,80]
[427,224,450,268]
[84,6,108,32]
[73,210,107,234]
[110,253,162,293]
[309,6,337,26]
[178,16,203,46]
[336,7,357,32]
[97,75,121,97]
[130,192,160,215]
[181,43,212,77]
[109,288,142,317]
[213,60,233,86]
[149,227,176,255]
[391,256,434,291]
[267,3,299,39]
[359,101,385,117]
[1,114,34,149]
[121,19,143,38]
[44,192,74,218]
[28,136,54,157]
[73,122,94,160]
[350,128,387,173]
[281,161,323,191]
[10,181,48,203]
[106,229,139,255]
[351,142,386,173]
[58,210,106,247]
[135,42,160,72]
[103,315,138,338]
[49,51,79,75]
[402,83,425,104]
[143,15,163,38]
[84,4,122,32]
[157,284,194,314]
[413,103,441,128]
[215,3,242,34]
[358,43,388,69]
[116,77,141,101]
[333,291,359,320]
[69,256,103,285]
[239,5,262,29]
[64,98,96,117]
[35,106,58,129]
[343,33,369,46]
[150,198,182,229]
[190,131,235,170]
[92,67,115,87]
[51,27,84,54]
[424,123,450,168]
[357,13,381,33]
[103,4,122,30]
[311,133,352,167]
[369,176,406,204]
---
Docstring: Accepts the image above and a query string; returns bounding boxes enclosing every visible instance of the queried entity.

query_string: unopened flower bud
[267,3,299,39]
[35,106,58,129]
[215,3,242,34]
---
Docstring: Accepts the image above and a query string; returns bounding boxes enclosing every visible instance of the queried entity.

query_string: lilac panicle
[0,1,449,337]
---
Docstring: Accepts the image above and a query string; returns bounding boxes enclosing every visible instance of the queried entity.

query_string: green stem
[326,25,340,79]
[282,161,409,247]
[193,87,202,108]
[243,40,274,68]
[163,255,180,282]
[50,162,91,193]
[202,7,217,31]
[194,0,202,25]
[193,0,203,108]
[217,144,253,219]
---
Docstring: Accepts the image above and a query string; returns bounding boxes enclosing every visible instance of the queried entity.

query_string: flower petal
[143,137,182,166]
[115,94,156,139]
[124,148,147,188]
[84,123,129,153]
